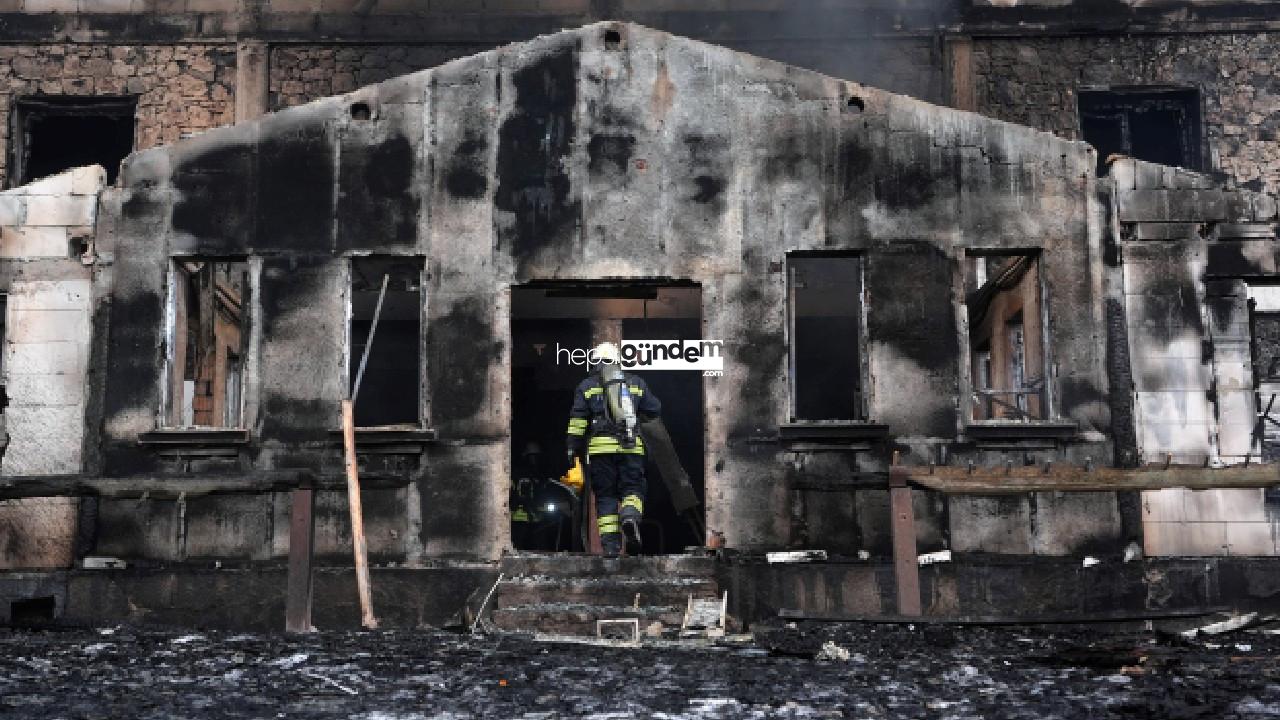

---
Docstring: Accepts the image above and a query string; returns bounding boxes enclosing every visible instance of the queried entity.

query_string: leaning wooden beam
[906,463,1280,494]
[0,471,413,501]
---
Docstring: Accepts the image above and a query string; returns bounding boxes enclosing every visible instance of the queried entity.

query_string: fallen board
[639,418,700,513]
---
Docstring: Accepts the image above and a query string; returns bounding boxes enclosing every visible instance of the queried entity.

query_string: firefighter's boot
[598,513,622,558]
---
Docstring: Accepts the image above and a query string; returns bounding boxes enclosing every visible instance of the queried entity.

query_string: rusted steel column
[888,461,922,616]
[286,484,315,633]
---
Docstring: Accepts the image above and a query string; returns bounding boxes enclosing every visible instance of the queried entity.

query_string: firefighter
[565,342,662,558]
[509,441,543,550]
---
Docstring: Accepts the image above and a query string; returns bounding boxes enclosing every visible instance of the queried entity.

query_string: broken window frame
[159,257,254,430]
[0,293,7,455]
[784,252,870,423]
[1077,86,1204,176]
[960,249,1054,426]
[8,95,138,188]
[343,255,428,429]
[1247,284,1280,463]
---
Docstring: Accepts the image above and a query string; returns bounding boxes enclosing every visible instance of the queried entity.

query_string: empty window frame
[9,96,137,187]
[787,254,865,421]
[0,293,7,430]
[1249,286,1280,462]
[1078,87,1202,176]
[349,257,424,427]
[164,260,249,428]
[964,252,1047,422]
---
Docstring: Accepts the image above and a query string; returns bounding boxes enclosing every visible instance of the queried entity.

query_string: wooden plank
[285,486,315,633]
[906,463,1279,494]
[342,398,378,630]
[889,463,921,616]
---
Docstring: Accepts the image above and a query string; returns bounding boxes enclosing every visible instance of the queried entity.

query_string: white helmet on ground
[592,341,621,365]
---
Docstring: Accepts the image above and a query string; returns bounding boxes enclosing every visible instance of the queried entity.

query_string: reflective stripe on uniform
[628,385,643,396]
[621,495,644,514]
[512,508,530,522]
[583,387,603,398]
[597,514,620,534]
[587,436,645,455]
[566,417,588,435]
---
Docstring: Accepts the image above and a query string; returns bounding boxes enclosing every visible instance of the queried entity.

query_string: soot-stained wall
[94,22,1115,562]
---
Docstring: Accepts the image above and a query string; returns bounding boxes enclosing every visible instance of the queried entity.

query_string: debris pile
[3,621,1280,718]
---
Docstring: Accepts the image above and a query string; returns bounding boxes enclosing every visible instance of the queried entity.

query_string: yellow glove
[561,457,584,493]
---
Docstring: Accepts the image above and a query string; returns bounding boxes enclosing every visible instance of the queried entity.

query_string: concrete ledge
[0,565,500,631]
[4,556,1280,630]
[718,555,1280,628]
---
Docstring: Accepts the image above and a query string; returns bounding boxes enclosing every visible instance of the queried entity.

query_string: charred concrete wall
[81,22,1123,565]
[0,165,105,569]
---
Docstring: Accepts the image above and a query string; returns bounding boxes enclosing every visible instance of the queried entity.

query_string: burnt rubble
[3,623,1280,719]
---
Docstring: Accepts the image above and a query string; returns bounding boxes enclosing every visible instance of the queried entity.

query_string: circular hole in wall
[846,96,865,113]
[604,29,622,49]
[350,102,372,121]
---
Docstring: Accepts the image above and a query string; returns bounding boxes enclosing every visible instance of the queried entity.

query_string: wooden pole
[342,398,378,629]
[342,273,389,630]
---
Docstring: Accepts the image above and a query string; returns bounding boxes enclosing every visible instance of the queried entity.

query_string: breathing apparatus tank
[599,362,638,449]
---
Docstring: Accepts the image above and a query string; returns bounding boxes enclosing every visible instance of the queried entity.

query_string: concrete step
[494,576,718,609]
[491,602,687,636]
[498,552,715,579]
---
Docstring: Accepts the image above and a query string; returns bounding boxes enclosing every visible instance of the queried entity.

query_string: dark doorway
[10,96,137,187]
[510,282,704,555]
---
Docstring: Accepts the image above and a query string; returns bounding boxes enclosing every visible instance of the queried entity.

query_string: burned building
[0,5,1279,630]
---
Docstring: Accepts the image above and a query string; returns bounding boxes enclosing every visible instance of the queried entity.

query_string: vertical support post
[889,456,922,616]
[342,399,378,629]
[944,35,975,113]
[235,40,270,123]
[584,478,602,555]
[285,483,315,633]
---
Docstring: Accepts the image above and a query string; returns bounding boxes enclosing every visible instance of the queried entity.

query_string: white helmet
[592,341,621,365]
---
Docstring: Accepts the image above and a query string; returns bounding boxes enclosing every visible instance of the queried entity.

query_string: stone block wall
[972,33,1280,194]
[267,37,941,110]
[268,44,493,109]
[0,44,235,188]
[1108,158,1280,557]
[0,165,105,569]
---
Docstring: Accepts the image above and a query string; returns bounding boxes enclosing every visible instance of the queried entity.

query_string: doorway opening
[510,281,705,555]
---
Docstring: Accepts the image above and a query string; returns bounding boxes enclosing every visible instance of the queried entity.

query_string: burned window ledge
[963,421,1078,443]
[775,422,890,450]
[326,426,438,454]
[138,428,250,457]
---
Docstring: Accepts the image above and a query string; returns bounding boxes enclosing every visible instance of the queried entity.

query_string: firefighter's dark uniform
[565,372,661,556]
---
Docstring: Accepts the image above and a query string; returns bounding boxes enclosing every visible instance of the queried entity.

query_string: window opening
[965,253,1046,422]
[349,257,423,427]
[166,260,248,428]
[1078,87,1202,176]
[10,96,137,187]
[787,255,864,421]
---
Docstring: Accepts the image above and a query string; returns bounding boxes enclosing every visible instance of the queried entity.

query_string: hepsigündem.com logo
[555,340,724,372]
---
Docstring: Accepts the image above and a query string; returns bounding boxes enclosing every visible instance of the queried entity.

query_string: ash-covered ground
[2,622,1279,719]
